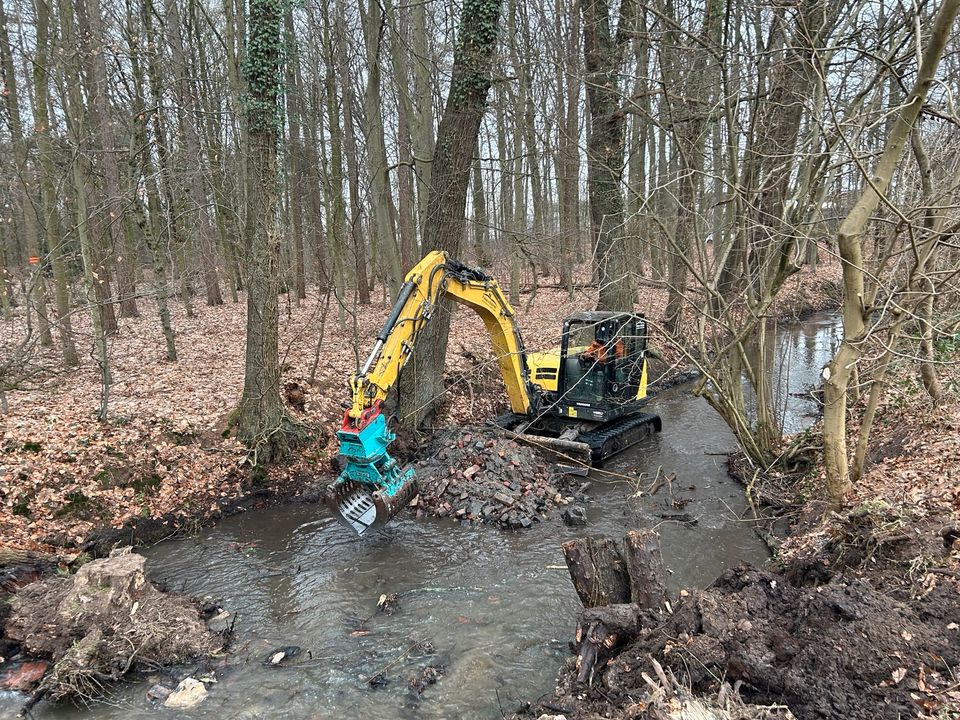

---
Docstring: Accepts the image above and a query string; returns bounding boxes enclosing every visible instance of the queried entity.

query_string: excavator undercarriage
[489,410,663,467]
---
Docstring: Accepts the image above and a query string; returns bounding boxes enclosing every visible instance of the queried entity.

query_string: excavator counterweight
[327,251,661,534]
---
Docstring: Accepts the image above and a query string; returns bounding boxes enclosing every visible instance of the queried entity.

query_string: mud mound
[4,549,221,704]
[410,426,576,528]
[548,564,959,719]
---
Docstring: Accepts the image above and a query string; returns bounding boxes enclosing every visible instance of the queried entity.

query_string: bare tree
[398,0,505,430]
[234,0,302,461]
[821,0,960,504]
[583,0,634,312]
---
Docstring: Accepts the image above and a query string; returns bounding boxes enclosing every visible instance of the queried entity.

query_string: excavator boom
[328,251,538,534]
[347,251,533,419]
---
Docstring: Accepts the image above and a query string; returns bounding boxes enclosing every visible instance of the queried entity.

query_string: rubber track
[578,412,662,465]
[488,411,662,466]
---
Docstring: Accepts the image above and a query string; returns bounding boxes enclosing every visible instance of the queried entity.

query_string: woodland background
[1,0,959,548]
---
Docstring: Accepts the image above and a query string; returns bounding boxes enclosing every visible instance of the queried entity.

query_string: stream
[6,312,841,720]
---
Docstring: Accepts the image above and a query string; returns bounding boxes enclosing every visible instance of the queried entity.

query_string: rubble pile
[411,427,580,529]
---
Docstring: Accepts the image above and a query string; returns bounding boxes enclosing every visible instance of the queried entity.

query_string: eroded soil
[523,563,959,720]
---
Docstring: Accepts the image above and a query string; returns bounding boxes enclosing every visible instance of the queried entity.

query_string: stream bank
[519,561,959,719]
[516,324,960,719]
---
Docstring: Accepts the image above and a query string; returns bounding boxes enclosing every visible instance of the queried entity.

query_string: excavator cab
[527,311,649,421]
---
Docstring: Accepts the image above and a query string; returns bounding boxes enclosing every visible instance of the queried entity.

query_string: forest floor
[0,261,841,555]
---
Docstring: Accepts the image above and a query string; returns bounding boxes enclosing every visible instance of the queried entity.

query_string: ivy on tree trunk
[236,0,301,463]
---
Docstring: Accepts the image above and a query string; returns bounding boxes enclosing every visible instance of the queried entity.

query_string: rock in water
[206,609,232,634]
[146,683,173,703]
[0,661,48,691]
[409,664,444,694]
[265,646,302,665]
[562,506,587,526]
[164,678,207,709]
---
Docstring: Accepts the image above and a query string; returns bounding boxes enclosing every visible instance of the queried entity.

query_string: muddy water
[10,313,840,720]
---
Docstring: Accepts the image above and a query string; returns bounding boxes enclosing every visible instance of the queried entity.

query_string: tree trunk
[143,0,192,319]
[283,5,307,301]
[59,0,111,419]
[299,71,330,290]
[388,0,418,269]
[165,0,223,306]
[320,1,349,306]
[471,157,489,265]
[583,0,635,312]
[410,0,435,235]
[235,0,300,462]
[0,0,53,348]
[84,0,139,318]
[360,0,403,295]
[397,0,505,431]
[821,0,960,505]
[333,0,369,305]
[126,1,177,360]
[33,0,80,367]
[566,531,667,686]
[622,529,668,608]
[557,1,581,298]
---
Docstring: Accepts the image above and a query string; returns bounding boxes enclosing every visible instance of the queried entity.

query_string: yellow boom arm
[347,251,534,421]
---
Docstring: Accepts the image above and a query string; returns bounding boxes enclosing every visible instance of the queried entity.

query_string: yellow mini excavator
[327,251,661,534]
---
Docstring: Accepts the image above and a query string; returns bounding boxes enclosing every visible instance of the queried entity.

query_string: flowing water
[5,313,841,720]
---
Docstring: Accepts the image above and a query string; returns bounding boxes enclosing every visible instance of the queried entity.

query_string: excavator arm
[328,251,539,534]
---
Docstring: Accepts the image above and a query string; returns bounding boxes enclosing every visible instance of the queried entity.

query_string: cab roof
[565,311,645,324]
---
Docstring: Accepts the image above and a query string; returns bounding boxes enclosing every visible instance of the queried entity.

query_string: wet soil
[529,564,959,720]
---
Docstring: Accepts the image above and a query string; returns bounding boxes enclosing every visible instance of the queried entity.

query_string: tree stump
[565,531,668,685]
[623,529,668,608]
[561,537,631,608]
[574,604,642,684]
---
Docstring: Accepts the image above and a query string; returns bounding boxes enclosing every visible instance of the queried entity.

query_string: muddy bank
[523,562,959,719]
[1,550,226,712]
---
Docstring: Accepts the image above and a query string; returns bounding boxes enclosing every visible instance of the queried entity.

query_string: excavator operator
[580,338,625,365]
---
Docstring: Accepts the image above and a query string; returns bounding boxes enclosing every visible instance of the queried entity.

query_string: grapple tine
[326,481,379,535]
[327,476,419,536]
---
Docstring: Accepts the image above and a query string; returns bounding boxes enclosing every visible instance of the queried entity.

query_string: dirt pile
[535,564,959,720]
[3,548,222,706]
[409,426,580,529]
